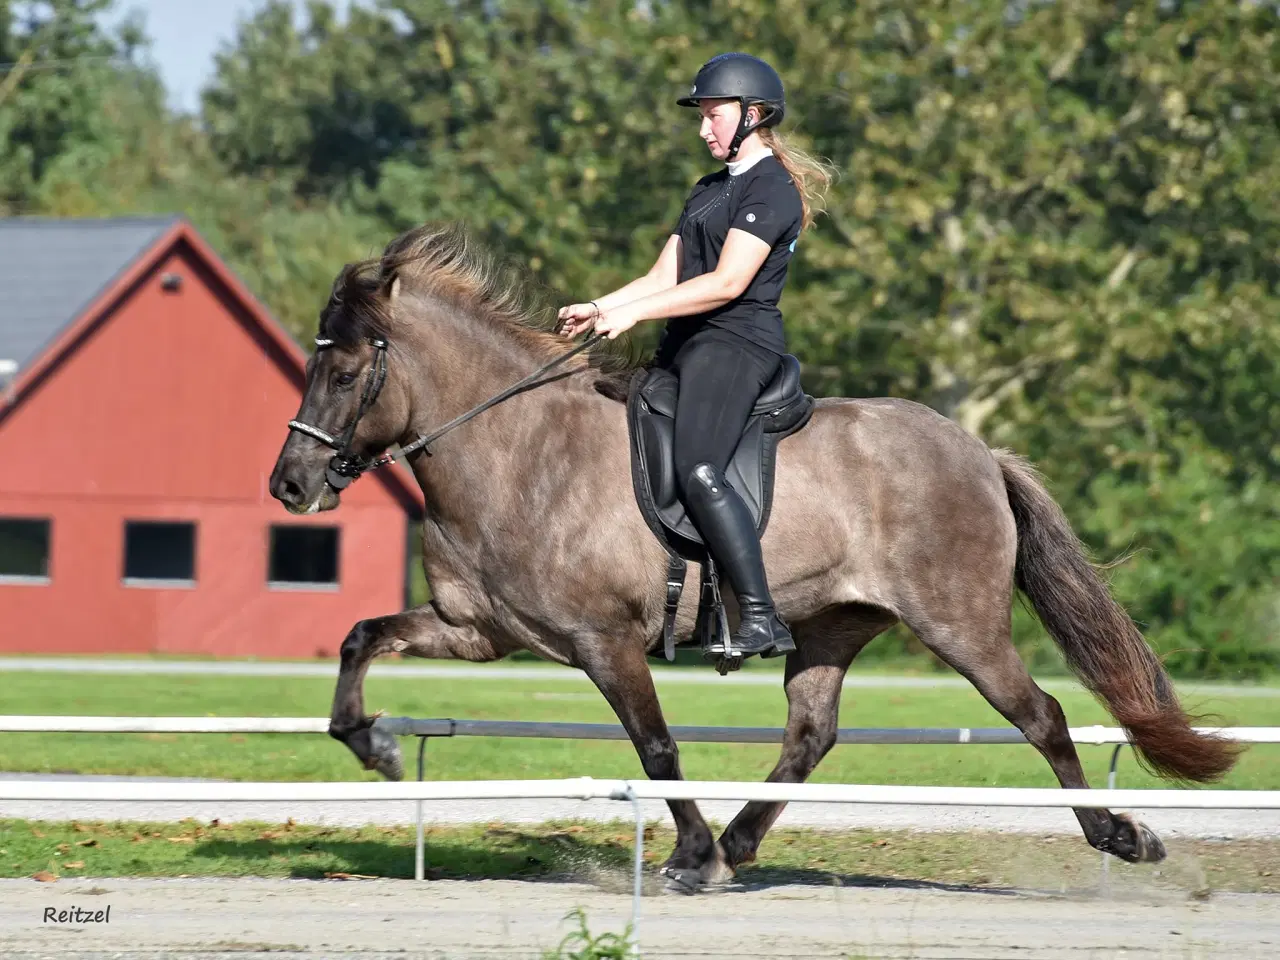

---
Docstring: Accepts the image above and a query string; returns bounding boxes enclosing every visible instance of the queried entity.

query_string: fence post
[1100,743,1127,888]
[415,736,430,882]
[625,784,644,958]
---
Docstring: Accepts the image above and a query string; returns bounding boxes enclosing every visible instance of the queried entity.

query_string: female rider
[559,52,833,658]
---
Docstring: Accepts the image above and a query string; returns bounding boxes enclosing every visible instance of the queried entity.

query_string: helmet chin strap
[725,99,765,162]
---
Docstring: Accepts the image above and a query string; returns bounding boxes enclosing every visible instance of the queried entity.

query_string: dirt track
[1,875,1277,959]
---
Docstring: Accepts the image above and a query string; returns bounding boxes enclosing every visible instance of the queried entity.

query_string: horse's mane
[318,222,643,400]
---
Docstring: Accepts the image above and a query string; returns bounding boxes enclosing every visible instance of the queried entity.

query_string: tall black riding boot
[684,462,796,658]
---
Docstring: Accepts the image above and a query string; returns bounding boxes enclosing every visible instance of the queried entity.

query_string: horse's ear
[385,274,401,303]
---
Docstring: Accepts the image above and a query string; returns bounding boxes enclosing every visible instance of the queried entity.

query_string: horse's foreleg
[578,644,722,890]
[329,604,503,781]
[717,611,889,870]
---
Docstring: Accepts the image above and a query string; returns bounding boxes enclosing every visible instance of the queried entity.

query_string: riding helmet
[677,53,785,159]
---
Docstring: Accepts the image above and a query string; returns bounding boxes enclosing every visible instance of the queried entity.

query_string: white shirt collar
[726,148,774,176]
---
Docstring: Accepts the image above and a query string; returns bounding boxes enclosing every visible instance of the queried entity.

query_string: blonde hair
[758,126,837,232]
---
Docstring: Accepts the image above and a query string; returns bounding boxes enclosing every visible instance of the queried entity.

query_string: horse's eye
[335,372,357,388]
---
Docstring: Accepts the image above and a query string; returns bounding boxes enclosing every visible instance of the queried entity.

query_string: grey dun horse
[269,224,1239,888]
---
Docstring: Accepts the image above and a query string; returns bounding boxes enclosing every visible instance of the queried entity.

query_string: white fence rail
[3,776,1280,809]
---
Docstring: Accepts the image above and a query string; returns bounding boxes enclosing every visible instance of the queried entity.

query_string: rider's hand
[593,304,641,340]
[557,302,600,337]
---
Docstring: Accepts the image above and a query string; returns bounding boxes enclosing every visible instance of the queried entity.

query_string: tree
[0,0,152,211]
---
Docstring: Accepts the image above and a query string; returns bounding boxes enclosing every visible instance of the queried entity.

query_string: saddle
[625,356,814,670]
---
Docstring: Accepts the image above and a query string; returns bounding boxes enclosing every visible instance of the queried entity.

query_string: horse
[268,222,1239,889]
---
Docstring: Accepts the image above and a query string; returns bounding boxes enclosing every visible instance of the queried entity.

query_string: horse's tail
[995,449,1240,784]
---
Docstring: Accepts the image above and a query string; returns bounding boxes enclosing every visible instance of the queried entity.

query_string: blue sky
[107,0,353,114]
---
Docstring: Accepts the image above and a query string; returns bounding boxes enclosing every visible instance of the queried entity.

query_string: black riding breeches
[661,326,783,504]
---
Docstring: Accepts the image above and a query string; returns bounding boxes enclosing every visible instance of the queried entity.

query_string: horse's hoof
[368,726,404,782]
[659,865,702,895]
[1106,814,1167,864]
[1134,822,1167,863]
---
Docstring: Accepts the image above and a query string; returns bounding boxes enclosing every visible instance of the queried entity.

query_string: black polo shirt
[658,153,803,359]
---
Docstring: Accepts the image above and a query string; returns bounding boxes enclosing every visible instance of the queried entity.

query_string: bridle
[286,336,390,491]
[287,330,605,491]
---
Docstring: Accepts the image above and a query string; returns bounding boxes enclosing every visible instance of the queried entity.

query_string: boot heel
[760,629,796,658]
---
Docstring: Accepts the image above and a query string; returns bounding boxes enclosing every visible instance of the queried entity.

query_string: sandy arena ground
[1,874,1278,959]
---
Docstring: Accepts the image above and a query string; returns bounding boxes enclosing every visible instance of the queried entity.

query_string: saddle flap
[638,413,678,509]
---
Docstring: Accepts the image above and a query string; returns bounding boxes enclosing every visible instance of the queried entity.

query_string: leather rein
[287,331,605,491]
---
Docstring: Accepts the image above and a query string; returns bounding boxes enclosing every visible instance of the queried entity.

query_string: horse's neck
[409,315,550,414]
[400,313,581,527]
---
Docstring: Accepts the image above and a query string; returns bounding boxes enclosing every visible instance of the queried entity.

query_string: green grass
[2,817,1276,896]
[1,669,1276,789]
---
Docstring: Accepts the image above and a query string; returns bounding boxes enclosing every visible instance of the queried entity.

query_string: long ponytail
[758,126,837,231]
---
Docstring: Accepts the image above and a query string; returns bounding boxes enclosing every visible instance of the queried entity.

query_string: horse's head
[269,266,410,514]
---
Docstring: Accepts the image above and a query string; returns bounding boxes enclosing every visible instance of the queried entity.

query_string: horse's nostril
[281,478,306,505]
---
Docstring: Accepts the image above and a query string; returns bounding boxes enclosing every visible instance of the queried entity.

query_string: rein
[288,331,606,491]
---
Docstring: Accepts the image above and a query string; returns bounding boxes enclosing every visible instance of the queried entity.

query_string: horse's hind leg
[717,608,894,871]
[328,604,503,781]
[910,607,1166,864]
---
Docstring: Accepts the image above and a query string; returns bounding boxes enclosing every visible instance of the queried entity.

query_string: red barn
[0,216,422,658]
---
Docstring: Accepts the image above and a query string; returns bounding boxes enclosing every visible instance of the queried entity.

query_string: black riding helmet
[676,53,786,162]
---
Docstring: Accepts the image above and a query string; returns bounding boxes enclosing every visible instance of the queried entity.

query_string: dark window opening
[124,521,196,583]
[0,517,51,579]
[269,526,339,586]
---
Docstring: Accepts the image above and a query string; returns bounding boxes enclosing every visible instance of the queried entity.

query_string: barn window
[268,525,339,589]
[0,517,51,582]
[123,520,196,586]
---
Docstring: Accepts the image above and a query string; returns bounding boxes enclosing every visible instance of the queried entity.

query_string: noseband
[287,331,605,492]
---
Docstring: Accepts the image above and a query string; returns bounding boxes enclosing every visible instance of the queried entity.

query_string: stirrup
[698,559,739,662]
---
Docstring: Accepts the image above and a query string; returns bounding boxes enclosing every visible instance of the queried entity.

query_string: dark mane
[319,222,644,399]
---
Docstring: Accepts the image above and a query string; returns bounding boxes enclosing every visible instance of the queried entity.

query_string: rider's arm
[613,229,770,321]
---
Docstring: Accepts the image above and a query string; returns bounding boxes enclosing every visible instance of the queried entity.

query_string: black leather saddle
[626,356,814,667]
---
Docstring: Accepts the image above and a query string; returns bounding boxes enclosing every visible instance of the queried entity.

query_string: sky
[106,0,353,114]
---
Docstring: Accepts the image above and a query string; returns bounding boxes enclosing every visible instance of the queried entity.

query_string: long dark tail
[995,450,1240,784]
